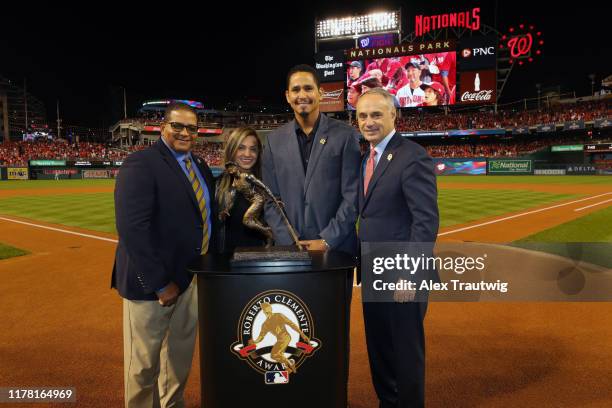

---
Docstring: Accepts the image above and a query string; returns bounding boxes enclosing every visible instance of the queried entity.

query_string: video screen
[346,52,456,109]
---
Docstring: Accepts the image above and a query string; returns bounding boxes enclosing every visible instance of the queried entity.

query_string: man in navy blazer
[356,88,439,408]
[262,64,361,254]
[112,102,215,407]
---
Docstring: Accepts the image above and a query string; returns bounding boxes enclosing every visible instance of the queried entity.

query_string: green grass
[0,243,29,260]
[0,192,116,233]
[0,177,606,237]
[0,179,115,190]
[438,175,612,185]
[513,206,612,267]
[0,186,579,234]
[438,189,579,228]
[518,206,612,242]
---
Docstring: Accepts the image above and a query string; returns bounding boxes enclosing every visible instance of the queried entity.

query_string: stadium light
[315,11,400,40]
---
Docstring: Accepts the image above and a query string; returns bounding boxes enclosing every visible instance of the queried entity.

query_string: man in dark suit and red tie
[356,88,439,408]
[112,102,215,407]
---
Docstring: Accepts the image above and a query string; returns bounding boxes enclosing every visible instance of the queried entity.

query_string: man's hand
[157,282,179,307]
[298,239,329,251]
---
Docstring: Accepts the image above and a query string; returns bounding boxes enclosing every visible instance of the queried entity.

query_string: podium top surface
[188,250,356,275]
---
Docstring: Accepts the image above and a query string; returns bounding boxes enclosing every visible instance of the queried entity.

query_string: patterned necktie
[364,147,377,195]
[184,157,209,254]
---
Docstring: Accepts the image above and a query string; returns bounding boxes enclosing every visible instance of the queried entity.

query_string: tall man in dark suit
[112,102,215,408]
[262,65,361,399]
[356,88,439,408]
[262,64,361,254]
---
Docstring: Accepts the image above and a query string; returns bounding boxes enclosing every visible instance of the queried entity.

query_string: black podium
[188,250,354,408]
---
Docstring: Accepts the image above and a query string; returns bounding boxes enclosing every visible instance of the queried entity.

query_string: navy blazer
[358,133,439,243]
[111,140,216,300]
[263,114,361,255]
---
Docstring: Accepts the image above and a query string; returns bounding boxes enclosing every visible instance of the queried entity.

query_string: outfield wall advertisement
[487,159,533,175]
[434,160,486,175]
[7,167,29,180]
[83,170,118,179]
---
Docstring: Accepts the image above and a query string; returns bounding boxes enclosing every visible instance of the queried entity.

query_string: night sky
[1,1,609,127]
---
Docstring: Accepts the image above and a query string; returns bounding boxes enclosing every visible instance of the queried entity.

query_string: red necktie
[364,147,377,195]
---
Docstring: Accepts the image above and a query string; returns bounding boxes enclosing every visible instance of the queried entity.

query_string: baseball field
[1,175,611,407]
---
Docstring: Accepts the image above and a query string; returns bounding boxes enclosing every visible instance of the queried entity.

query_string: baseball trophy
[222,162,312,267]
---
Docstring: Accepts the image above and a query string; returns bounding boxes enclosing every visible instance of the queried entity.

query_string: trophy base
[230,246,312,267]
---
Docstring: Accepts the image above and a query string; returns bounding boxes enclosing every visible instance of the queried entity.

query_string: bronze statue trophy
[222,162,311,267]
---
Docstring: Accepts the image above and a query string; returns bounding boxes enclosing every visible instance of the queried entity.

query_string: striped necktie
[184,157,209,254]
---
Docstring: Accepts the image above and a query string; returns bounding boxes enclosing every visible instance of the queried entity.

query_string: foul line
[2,192,611,243]
[439,192,612,237]
[0,216,118,243]
[574,198,612,212]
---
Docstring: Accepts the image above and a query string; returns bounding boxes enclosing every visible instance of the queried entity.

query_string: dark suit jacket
[358,132,439,244]
[263,114,361,255]
[111,140,216,300]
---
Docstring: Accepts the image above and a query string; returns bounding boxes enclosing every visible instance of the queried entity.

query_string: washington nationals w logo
[508,33,533,59]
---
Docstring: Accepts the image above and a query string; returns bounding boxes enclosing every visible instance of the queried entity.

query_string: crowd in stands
[423,133,610,158]
[357,134,606,159]
[131,98,610,133]
[192,143,223,166]
[2,136,610,167]
[388,100,611,132]
[0,140,224,167]
[0,141,128,166]
[424,140,549,158]
[2,99,610,166]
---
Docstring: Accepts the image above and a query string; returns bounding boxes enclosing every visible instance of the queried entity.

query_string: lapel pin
[320,138,326,145]
[387,154,393,161]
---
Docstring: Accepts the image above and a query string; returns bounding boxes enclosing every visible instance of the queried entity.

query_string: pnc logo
[474,46,495,56]
[462,47,495,58]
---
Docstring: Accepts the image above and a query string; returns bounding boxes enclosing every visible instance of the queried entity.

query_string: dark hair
[286,64,320,89]
[163,102,197,122]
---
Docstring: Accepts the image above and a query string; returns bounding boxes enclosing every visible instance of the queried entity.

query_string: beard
[295,100,312,118]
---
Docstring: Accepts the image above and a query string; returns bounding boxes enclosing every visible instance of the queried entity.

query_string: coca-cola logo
[461,90,493,102]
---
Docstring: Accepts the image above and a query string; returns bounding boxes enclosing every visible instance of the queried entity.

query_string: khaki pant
[123,278,198,408]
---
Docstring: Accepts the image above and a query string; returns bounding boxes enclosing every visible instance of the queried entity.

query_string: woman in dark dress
[216,127,268,253]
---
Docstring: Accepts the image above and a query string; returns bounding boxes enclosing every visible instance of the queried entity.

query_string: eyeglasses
[167,122,199,135]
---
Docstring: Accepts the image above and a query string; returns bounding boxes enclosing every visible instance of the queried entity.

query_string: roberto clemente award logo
[231,290,321,384]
